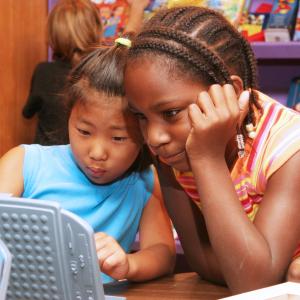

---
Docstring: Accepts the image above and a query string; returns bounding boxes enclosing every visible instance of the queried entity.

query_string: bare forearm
[125,3,145,33]
[126,244,175,282]
[191,158,280,292]
[156,162,224,283]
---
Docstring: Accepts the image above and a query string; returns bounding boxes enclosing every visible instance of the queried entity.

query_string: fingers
[198,84,234,115]
[189,84,250,132]
[198,84,249,122]
[188,102,206,130]
[237,90,250,126]
[94,232,125,271]
[194,85,233,121]
[208,84,227,109]
[196,91,216,116]
[223,84,238,111]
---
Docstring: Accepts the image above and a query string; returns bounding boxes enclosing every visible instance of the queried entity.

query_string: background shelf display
[251,42,300,105]
[252,42,300,59]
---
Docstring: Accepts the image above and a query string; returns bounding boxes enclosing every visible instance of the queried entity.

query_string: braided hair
[127,6,261,131]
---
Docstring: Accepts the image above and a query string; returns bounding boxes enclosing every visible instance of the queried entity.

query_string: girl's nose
[146,123,170,149]
[89,142,108,161]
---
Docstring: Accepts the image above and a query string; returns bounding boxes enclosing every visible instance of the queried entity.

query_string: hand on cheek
[95,232,129,280]
[186,84,244,162]
[238,90,250,126]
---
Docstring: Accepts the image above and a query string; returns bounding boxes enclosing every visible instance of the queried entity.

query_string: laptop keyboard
[0,197,104,300]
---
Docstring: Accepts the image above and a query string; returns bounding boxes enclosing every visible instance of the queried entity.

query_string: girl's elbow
[228,267,284,294]
[162,244,176,276]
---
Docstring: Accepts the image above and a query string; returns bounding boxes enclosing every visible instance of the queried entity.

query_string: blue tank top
[22,144,154,283]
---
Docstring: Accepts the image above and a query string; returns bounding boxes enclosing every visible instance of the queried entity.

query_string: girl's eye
[163,109,180,119]
[113,136,128,142]
[77,128,90,136]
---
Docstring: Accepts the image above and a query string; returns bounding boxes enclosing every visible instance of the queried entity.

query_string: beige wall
[0,1,48,156]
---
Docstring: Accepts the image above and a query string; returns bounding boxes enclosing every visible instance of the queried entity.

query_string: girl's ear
[230,75,244,97]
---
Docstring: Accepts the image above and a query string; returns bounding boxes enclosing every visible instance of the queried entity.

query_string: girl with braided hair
[124,5,300,293]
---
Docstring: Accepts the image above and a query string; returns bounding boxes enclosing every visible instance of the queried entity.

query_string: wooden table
[104,272,231,300]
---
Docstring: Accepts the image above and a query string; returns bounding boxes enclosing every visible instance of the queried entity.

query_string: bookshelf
[252,42,300,59]
[251,42,300,105]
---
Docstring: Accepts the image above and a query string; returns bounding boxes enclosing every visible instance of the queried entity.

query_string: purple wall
[48,0,56,11]
[48,0,57,60]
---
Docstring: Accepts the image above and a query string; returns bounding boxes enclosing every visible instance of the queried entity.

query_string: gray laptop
[0,196,126,300]
[0,238,11,300]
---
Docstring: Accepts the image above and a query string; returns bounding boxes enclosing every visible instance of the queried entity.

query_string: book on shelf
[264,0,300,42]
[144,0,168,20]
[167,0,206,8]
[205,0,246,27]
[93,0,130,46]
[168,0,246,26]
[93,0,169,44]
[93,0,247,45]
[239,0,273,42]
[293,2,300,40]
[93,0,300,44]
[287,77,300,111]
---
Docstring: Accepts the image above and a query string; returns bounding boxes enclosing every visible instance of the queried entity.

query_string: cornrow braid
[224,26,261,128]
[139,28,232,83]
[133,38,219,83]
[128,6,261,132]
[160,6,191,27]
[146,6,189,27]
[179,8,215,32]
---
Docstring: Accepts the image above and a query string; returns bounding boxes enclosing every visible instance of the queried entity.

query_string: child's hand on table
[95,232,129,280]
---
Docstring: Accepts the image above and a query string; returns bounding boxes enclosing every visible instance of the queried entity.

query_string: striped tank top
[174,92,300,258]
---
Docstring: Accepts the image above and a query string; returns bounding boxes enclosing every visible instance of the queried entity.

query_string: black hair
[65,40,152,172]
[66,44,128,109]
[127,6,261,134]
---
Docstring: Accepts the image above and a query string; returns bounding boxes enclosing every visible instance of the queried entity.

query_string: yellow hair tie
[115,37,132,48]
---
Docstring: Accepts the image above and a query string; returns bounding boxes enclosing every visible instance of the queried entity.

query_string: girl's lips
[159,151,185,164]
[87,167,106,176]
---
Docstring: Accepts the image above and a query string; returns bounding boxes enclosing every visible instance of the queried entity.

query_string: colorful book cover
[93,0,248,44]
[240,13,268,41]
[144,0,168,20]
[92,0,130,46]
[239,1,274,42]
[265,0,299,42]
[293,3,300,41]
[167,0,207,8]
[144,0,207,20]
[287,77,300,110]
[206,0,246,27]
[167,0,246,27]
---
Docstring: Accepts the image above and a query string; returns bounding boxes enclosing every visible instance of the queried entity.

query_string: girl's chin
[166,159,191,173]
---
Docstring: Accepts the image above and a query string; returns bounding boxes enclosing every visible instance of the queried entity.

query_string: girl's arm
[192,149,300,293]
[125,167,176,281]
[188,84,300,293]
[124,0,150,34]
[155,159,225,284]
[22,65,43,118]
[22,95,43,118]
[0,146,24,196]
[95,168,175,281]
